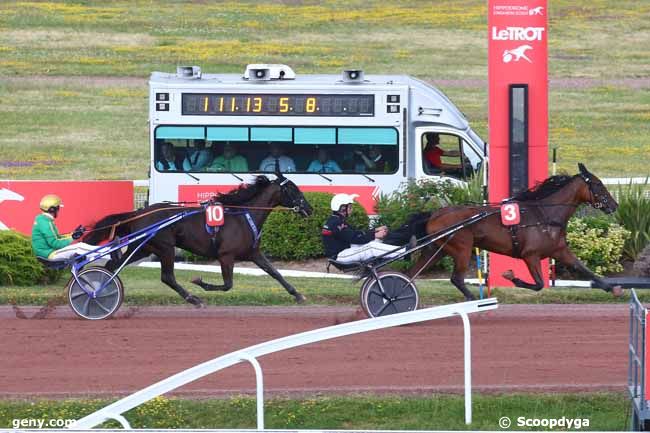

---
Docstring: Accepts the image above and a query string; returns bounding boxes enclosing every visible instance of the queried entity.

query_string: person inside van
[354,145,386,173]
[182,139,212,171]
[258,142,296,172]
[307,147,342,173]
[423,133,462,174]
[206,142,248,172]
[156,141,178,171]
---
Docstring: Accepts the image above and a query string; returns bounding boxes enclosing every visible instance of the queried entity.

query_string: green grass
[1,265,645,307]
[0,1,649,179]
[0,393,631,430]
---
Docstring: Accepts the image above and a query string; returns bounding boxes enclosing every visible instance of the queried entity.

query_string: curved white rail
[69,298,498,430]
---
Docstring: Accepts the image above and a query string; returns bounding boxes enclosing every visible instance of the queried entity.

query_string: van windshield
[154,126,399,174]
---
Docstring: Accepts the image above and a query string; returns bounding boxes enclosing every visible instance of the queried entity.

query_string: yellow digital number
[306,97,316,113]
[279,97,289,113]
[219,97,224,112]
[246,97,251,112]
[253,97,262,112]
[231,97,236,112]
[203,96,209,112]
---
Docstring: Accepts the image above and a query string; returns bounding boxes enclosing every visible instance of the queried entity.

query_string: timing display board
[182,93,374,117]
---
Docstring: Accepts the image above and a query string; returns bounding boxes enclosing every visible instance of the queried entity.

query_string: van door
[415,128,483,183]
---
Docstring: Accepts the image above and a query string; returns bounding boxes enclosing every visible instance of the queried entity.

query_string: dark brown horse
[84,175,312,307]
[407,163,620,300]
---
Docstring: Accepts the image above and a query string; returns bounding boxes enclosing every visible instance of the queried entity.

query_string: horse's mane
[512,174,577,202]
[217,175,272,205]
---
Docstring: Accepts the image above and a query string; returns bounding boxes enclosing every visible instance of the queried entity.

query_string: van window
[422,132,475,179]
[154,126,398,174]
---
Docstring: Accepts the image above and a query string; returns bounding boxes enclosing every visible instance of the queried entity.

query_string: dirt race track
[0,303,629,399]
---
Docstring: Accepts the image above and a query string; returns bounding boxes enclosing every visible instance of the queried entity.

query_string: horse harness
[504,204,569,258]
[203,204,263,254]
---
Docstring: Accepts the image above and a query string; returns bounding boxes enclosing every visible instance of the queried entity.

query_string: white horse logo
[502,45,533,63]
[529,6,544,15]
[0,188,25,230]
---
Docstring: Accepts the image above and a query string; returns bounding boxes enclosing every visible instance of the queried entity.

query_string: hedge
[566,216,630,275]
[0,230,63,286]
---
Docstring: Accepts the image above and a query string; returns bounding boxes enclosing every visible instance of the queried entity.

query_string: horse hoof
[295,293,307,304]
[611,285,623,297]
[502,270,515,281]
[191,277,203,286]
[185,294,205,307]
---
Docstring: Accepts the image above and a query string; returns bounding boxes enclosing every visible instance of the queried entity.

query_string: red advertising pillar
[488,0,549,288]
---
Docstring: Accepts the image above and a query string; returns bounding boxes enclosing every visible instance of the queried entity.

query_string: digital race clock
[182,93,374,117]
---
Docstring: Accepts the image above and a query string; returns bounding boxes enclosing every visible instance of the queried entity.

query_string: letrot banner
[0,181,134,235]
[488,0,549,287]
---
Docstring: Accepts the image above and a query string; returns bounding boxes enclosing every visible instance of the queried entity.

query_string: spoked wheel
[67,267,124,320]
[360,271,419,318]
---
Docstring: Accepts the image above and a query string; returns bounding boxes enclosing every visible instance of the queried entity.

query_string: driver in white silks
[321,193,406,264]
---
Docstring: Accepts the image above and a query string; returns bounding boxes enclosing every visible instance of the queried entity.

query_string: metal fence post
[460,312,472,425]
[239,354,265,431]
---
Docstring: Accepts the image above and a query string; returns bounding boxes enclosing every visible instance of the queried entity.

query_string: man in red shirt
[423,133,462,174]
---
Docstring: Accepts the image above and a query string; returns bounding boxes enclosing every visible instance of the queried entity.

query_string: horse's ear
[274,160,286,182]
[578,163,587,174]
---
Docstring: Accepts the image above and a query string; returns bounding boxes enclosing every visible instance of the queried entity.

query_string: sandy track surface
[0,304,628,399]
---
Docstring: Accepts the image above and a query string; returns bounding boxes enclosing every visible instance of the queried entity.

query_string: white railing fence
[68,298,498,430]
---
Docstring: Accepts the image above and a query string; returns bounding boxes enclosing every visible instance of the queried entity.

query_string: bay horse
[84,175,313,307]
[406,163,620,300]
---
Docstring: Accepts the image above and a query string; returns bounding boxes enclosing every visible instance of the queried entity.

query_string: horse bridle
[579,172,609,210]
[276,177,305,213]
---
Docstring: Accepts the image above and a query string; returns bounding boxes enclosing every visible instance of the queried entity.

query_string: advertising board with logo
[488,0,548,287]
[0,181,134,236]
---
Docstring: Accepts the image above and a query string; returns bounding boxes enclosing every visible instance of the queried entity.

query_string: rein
[165,201,300,212]
[83,206,198,241]
[85,201,298,243]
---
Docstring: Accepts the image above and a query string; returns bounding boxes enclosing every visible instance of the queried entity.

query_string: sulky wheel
[360,271,419,318]
[67,267,124,320]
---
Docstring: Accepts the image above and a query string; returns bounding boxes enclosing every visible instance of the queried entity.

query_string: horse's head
[577,163,618,214]
[274,173,313,217]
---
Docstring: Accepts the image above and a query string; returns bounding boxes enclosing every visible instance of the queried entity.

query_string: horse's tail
[84,210,139,244]
[409,211,432,240]
[383,211,432,246]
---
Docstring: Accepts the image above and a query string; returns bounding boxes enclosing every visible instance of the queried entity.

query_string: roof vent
[176,66,202,79]
[244,64,296,81]
[342,69,364,84]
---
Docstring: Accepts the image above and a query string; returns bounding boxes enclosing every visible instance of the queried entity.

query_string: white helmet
[330,193,359,211]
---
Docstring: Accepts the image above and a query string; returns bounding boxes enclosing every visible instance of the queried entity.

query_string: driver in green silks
[31,194,95,260]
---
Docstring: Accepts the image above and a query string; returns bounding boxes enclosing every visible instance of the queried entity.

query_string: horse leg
[191,255,235,291]
[158,251,205,307]
[501,255,544,291]
[251,251,306,304]
[447,245,475,301]
[552,248,622,296]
